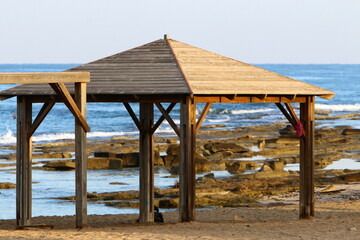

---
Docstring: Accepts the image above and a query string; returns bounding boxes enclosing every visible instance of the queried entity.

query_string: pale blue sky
[1,0,359,63]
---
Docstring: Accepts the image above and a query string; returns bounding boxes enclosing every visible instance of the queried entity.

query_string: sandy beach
[1,183,360,240]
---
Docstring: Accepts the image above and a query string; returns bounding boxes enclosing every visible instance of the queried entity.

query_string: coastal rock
[158,198,179,208]
[279,125,296,136]
[342,129,360,135]
[115,152,139,167]
[340,173,360,182]
[43,160,75,170]
[0,182,16,189]
[165,144,213,173]
[166,144,180,156]
[204,142,251,155]
[87,158,123,170]
[200,124,226,129]
[226,161,260,174]
[0,154,16,160]
[250,161,289,178]
[33,152,72,159]
[154,149,164,166]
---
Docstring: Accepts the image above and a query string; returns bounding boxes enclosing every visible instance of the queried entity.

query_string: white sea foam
[315,103,360,112]
[231,108,274,114]
[208,108,274,115]
[0,129,16,144]
[208,115,231,122]
[0,131,141,145]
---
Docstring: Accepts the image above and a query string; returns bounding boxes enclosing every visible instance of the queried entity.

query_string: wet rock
[165,138,177,144]
[33,152,72,159]
[165,144,213,173]
[115,152,139,167]
[109,182,128,185]
[94,152,117,158]
[0,182,16,189]
[206,151,233,161]
[258,139,265,150]
[340,173,360,182]
[169,156,212,174]
[204,142,251,155]
[166,144,180,156]
[276,138,299,144]
[154,149,164,166]
[43,160,75,170]
[279,125,296,136]
[0,154,16,160]
[251,161,289,178]
[226,161,260,174]
[87,158,123,170]
[158,198,179,208]
[204,173,215,179]
[342,129,360,135]
[266,160,285,171]
[200,124,226,129]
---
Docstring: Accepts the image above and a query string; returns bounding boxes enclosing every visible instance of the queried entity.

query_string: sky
[0,0,359,64]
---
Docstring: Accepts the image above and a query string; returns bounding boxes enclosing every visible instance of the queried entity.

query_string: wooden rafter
[123,102,142,132]
[49,83,90,132]
[195,103,212,133]
[155,103,180,137]
[152,103,177,134]
[28,100,56,137]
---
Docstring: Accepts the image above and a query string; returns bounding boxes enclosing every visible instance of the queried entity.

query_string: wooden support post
[75,82,87,228]
[299,96,315,219]
[16,96,32,226]
[139,102,154,223]
[179,97,196,222]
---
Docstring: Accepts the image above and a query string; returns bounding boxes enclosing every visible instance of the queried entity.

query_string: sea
[0,64,359,220]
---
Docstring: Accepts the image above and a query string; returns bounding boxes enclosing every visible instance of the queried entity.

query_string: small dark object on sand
[154,206,164,223]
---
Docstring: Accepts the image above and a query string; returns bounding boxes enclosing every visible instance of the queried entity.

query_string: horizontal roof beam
[0,72,90,84]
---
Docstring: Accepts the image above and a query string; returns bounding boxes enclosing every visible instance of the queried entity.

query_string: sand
[1,183,360,239]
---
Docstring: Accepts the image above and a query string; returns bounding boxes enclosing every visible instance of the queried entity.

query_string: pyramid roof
[0,37,334,100]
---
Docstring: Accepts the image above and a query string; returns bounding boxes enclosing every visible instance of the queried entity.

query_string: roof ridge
[166,39,194,96]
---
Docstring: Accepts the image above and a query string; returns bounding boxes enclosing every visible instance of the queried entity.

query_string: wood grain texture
[16,97,33,226]
[179,97,196,222]
[75,83,88,228]
[49,83,90,132]
[299,96,315,219]
[139,103,154,223]
[0,38,334,100]
[0,72,89,84]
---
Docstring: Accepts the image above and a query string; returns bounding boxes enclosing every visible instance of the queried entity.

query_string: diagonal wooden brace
[195,103,212,133]
[28,100,56,137]
[123,102,143,132]
[152,103,177,134]
[155,103,180,137]
[276,102,305,136]
[49,83,90,132]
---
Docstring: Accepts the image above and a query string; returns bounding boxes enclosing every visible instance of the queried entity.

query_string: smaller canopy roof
[0,36,334,100]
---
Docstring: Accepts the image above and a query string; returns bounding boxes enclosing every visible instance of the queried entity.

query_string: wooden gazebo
[0,35,334,228]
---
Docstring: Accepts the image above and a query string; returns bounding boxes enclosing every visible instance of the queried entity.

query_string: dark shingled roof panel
[0,39,190,96]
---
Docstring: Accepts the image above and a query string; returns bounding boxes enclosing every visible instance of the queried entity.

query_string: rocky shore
[1,112,360,212]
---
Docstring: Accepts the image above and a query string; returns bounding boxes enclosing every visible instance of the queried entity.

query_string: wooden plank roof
[0,36,334,100]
